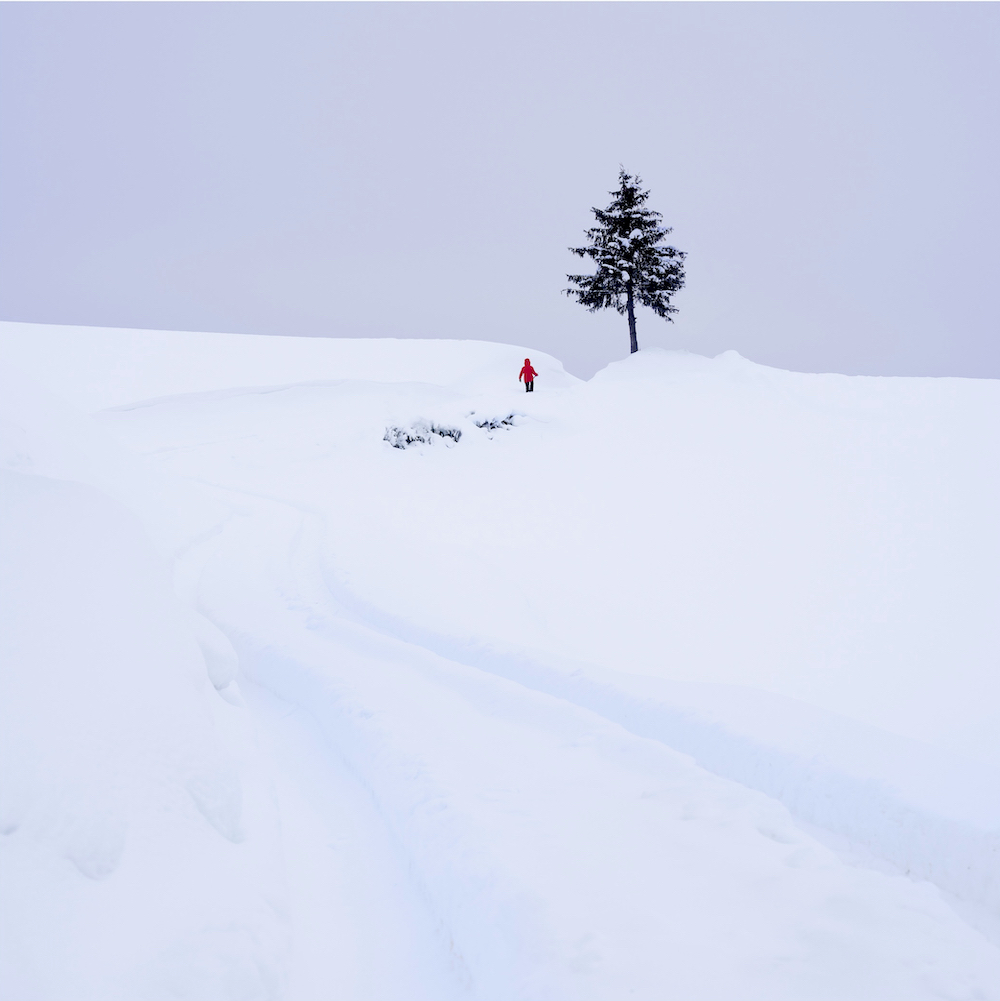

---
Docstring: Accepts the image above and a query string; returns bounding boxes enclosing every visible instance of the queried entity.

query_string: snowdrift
[0,376,286,999]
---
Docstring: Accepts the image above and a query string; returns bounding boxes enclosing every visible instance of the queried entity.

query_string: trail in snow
[240,681,461,1001]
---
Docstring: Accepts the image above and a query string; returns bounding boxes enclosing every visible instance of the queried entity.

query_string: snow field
[3,321,1000,998]
[95,337,1000,911]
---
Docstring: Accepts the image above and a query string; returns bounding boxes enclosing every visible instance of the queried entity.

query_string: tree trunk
[626,284,638,354]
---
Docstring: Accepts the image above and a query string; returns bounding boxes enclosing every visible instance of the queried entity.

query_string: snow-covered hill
[2,320,999,999]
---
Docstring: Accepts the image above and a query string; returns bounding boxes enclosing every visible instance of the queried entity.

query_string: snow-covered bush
[473,412,519,432]
[383,420,462,449]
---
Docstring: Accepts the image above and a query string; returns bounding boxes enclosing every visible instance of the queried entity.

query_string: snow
[0,465,285,999]
[2,319,999,999]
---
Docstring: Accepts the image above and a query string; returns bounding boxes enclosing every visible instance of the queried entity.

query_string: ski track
[238,680,463,1001]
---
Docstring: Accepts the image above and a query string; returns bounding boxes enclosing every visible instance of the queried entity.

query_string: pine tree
[566,169,686,355]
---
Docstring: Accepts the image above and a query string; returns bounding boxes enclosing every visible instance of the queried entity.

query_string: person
[519,357,538,392]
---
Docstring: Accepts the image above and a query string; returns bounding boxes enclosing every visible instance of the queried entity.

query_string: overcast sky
[1,2,997,378]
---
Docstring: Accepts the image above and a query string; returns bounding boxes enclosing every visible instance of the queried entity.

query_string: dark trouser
[525,380,534,392]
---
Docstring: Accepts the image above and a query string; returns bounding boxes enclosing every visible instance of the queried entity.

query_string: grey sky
[1,2,997,378]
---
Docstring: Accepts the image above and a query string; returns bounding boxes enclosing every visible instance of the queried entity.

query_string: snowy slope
[0,394,286,999]
[3,321,999,999]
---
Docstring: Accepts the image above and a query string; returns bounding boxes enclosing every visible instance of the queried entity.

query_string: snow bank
[0,377,287,1000]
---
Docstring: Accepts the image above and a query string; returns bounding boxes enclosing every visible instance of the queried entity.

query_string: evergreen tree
[566,169,686,354]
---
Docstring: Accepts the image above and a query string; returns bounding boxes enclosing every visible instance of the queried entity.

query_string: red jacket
[519,360,538,383]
